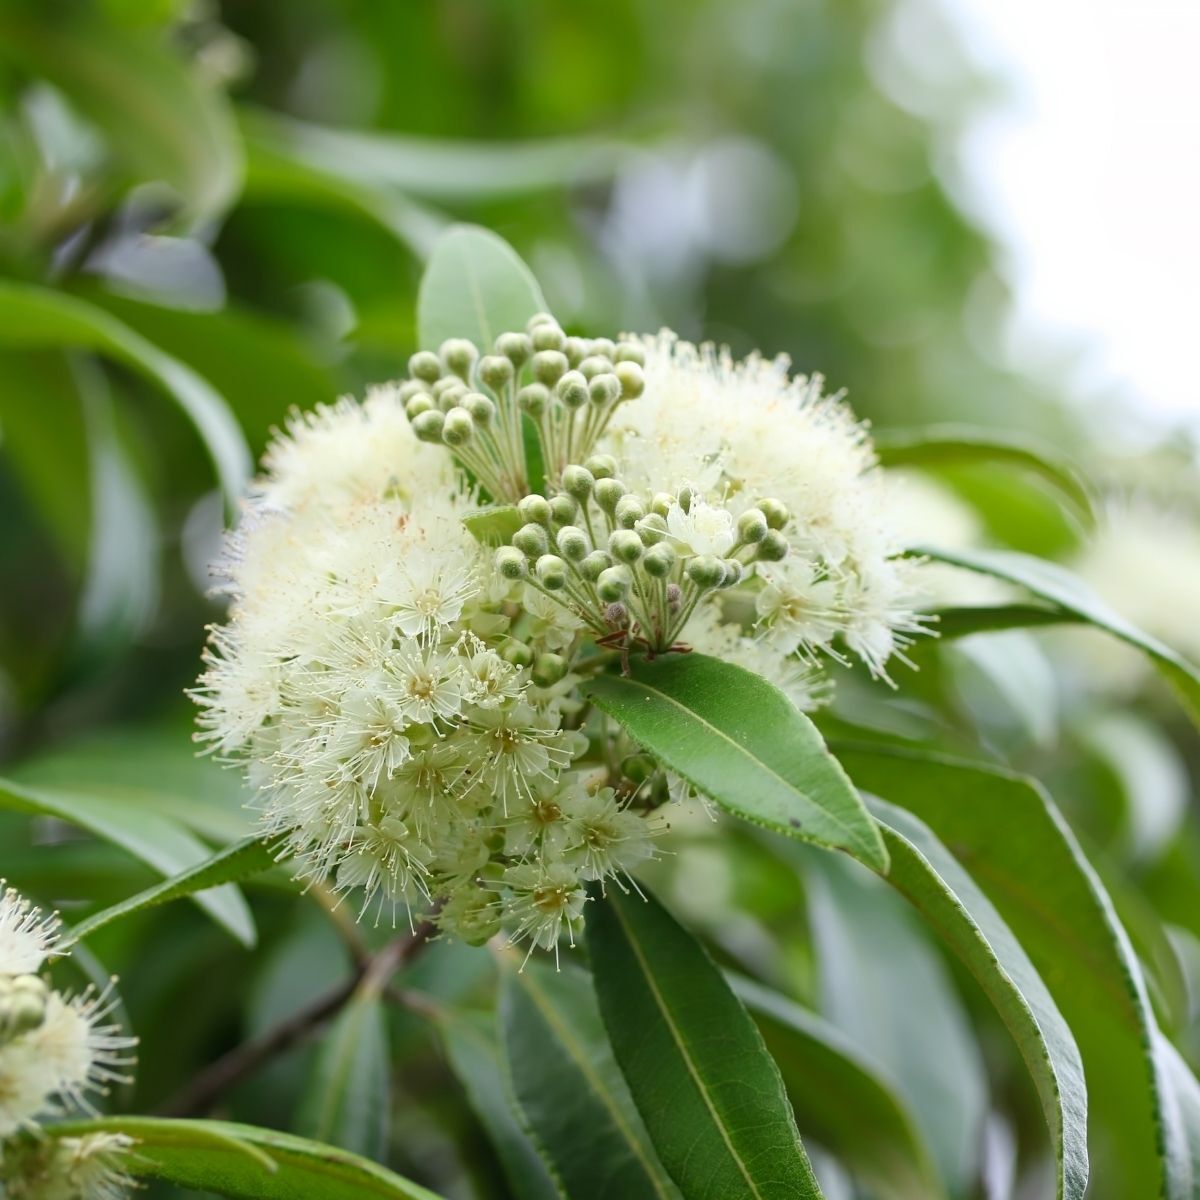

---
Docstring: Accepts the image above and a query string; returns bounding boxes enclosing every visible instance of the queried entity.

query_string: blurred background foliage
[2,1,1200,1198]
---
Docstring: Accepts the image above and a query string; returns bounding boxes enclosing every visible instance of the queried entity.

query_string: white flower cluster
[0,884,135,1199]
[195,315,924,951]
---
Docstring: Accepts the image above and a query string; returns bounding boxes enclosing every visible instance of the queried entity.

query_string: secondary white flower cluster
[195,314,924,951]
[0,884,136,1199]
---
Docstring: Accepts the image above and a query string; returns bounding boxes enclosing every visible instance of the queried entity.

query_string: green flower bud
[444,886,503,946]
[609,529,644,564]
[495,331,532,368]
[548,494,577,525]
[563,336,590,367]
[440,337,477,379]
[686,554,726,589]
[594,477,627,514]
[635,512,668,545]
[622,753,656,783]
[597,565,632,602]
[580,550,612,581]
[536,554,568,590]
[513,523,550,558]
[759,498,790,530]
[585,453,618,479]
[604,601,629,627]
[556,370,589,410]
[408,350,442,382]
[479,354,514,390]
[495,547,528,580]
[562,464,595,500]
[578,354,613,380]
[757,530,789,561]
[517,383,549,417]
[589,373,622,406]
[531,322,567,353]
[438,385,468,412]
[442,407,474,446]
[432,375,461,397]
[405,393,435,419]
[398,380,431,403]
[411,409,446,442]
[614,494,646,529]
[556,525,590,561]
[0,975,48,1043]
[503,640,533,668]
[591,337,616,357]
[642,541,676,577]
[518,494,552,526]
[532,350,568,387]
[526,311,558,333]
[532,652,569,687]
[721,558,744,587]
[615,361,645,399]
[614,340,646,366]
[463,392,496,426]
[676,484,695,514]
[651,492,675,518]
[737,507,769,543]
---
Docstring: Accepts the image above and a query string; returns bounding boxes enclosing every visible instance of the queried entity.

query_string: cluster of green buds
[401,313,645,503]
[0,973,47,1046]
[494,458,791,660]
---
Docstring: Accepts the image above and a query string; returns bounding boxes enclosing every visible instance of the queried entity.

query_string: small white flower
[665,499,736,558]
[0,1131,136,1200]
[0,884,59,976]
[504,861,587,957]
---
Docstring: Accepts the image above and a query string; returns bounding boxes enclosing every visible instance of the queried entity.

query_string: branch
[159,915,437,1118]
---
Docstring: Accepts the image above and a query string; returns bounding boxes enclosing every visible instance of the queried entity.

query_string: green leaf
[0,283,251,505]
[875,425,1094,526]
[931,602,1080,639]
[417,224,547,353]
[436,1011,560,1200]
[918,544,1200,726]
[0,776,255,946]
[49,1118,444,1199]
[0,10,242,223]
[500,958,678,1200]
[836,742,1193,1200]
[462,505,523,547]
[586,885,824,1200]
[62,836,276,949]
[583,653,888,871]
[732,975,943,1200]
[869,797,1090,1200]
[296,984,391,1160]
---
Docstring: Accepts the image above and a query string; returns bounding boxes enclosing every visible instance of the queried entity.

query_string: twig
[159,916,437,1118]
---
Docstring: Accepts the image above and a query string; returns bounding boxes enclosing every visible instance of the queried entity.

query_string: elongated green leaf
[0,776,254,946]
[586,885,824,1200]
[876,425,1094,525]
[417,224,547,352]
[1158,1035,1200,1186]
[869,797,1089,1200]
[0,284,250,504]
[732,976,943,1200]
[931,602,1080,639]
[62,836,276,949]
[0,11,242,222]
[296,985,390,1159]
[437,1011,560,1200]
[50,1118,443,1199]
[837,742,1192,1200]
[584,653,887,871]
[462,505,523,547]
[918,544,1200,725]
[500,959,677,1200]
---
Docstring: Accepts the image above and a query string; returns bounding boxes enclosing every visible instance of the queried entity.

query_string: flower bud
[757,530,789,562]
[614,340,646,366]
[585,453,618,480]
[562,464,595,501]
[666,582,683,610]
[463,392,496,426]
[440,338,477,379]
[532,653,569,687]
[517,383,549,417]
[580,550,612,581]
[564,336,589,366]
[615,361,645,399]
[592,337,617,358]
[0,974,48,1043]
[556,525,590,561]
[578,354,613,380]
[604,601,629,627]
[594,477,627,515]
[411,410,446,442]
[635,513,668,545]
[536,554,568,590]
[518,494,552,526]
[676,485,695,514]
[548,494,577,525]
[614,494,646,529]
[556,371,589,410]
[502,639,533,667]
[513,524,550,560]
[597,565,632,602]
[686,554,726,589]
[759,498,790,530]
[642,542,676,577]
[495,331,532,368]
[532,350,568,387]
[531,322,566,353]
[405,393,435,419]
[651,492,675,518]
[479,354,515,390]
[526,311,558,332]
[622,753,656,783]
[721,559,744,587]
[495,547,528,579]
[441,407,474,446]
[398,380,430,403]
[408,350,442,382]
[589,373,621,406]
[609,529,644,564]
[737,507,769,543]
